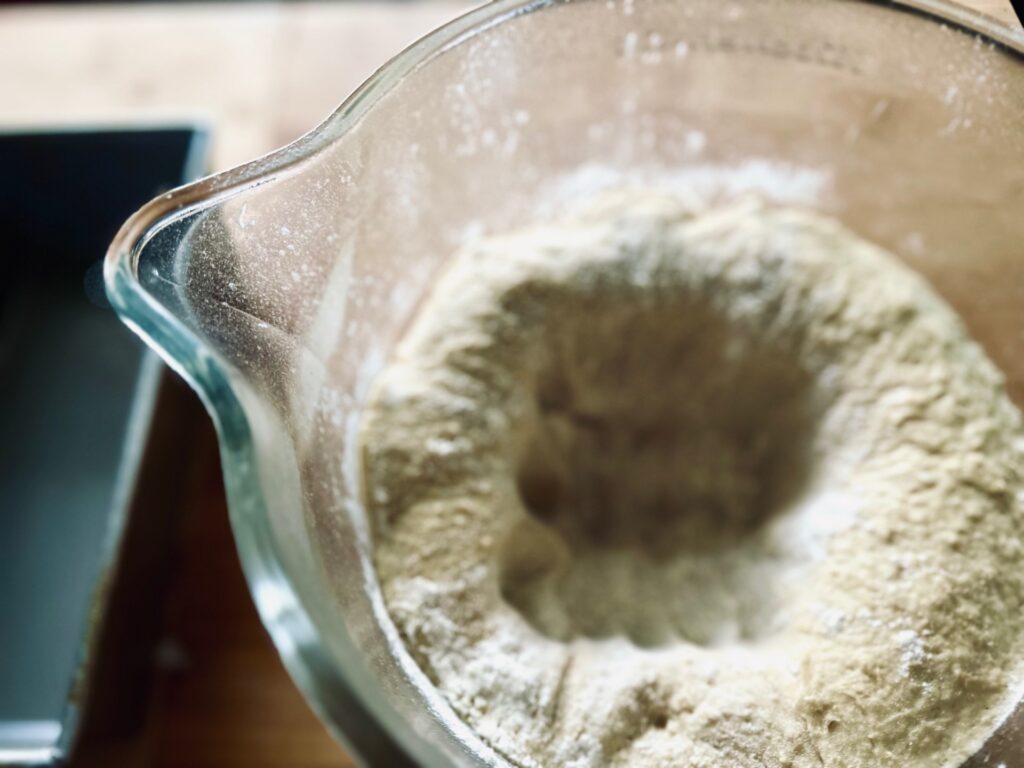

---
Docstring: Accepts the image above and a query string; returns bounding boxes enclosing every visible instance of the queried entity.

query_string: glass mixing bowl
[105,0,1024,764]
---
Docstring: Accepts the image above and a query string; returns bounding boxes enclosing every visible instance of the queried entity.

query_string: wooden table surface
[1,2,469,172]
[2,1,1019,767]
[71,406,354,768]
[2,0,1017,172]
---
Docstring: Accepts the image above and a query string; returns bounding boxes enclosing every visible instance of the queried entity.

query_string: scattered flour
[361,193,1024,767]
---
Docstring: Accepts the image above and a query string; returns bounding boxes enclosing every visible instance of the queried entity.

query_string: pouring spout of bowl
[101,127,491,768]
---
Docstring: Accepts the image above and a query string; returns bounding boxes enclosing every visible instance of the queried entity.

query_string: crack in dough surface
[361,194,1024,768]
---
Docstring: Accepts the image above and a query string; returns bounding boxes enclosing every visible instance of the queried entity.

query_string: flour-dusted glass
[105,0,1024,764]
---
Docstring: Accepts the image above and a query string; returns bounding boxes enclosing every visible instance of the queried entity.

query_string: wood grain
[2,1,1018,767]
[73,397,355,768]
[146,430,355,768]
[0,3,467,171]
[2,0,1015,170]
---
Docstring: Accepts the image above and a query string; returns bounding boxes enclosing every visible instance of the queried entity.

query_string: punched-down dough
[361,194,1024,768]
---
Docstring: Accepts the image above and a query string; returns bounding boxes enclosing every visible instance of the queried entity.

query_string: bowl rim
[103,1,1024,764]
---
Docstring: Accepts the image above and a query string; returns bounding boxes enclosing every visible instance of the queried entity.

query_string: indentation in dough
[500,296,822,648]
